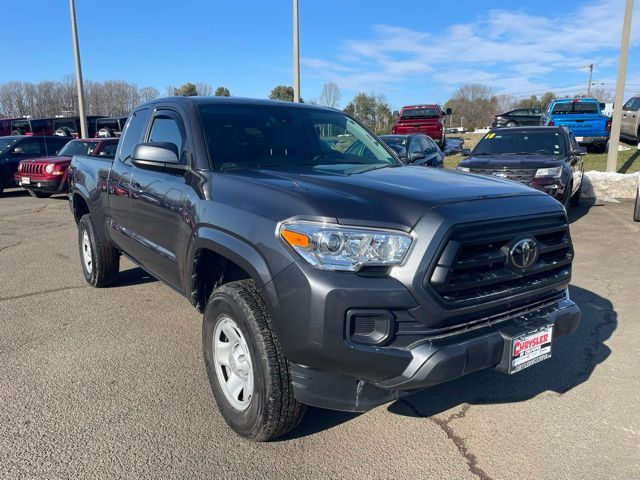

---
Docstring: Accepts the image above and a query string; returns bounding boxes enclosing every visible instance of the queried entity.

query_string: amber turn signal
[281,228,310,248]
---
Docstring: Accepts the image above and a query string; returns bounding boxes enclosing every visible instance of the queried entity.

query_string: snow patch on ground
[581,171,639,200]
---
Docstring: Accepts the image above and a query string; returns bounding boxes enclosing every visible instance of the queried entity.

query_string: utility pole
[607,0,634,172]
[69,0,87,138]
[585,64,594,96]
[292,0,300,103]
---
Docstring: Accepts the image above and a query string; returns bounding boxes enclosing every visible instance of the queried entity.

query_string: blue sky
[4,0,640,109]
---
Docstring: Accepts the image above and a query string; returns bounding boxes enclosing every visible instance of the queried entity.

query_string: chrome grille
[471,168,536,185]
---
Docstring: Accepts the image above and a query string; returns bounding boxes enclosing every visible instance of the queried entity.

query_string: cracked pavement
[0,189,639,479]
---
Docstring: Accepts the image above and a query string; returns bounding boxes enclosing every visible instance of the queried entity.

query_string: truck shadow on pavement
[112,266,158,287]
[387,284,615,418]
[285,285,615,438]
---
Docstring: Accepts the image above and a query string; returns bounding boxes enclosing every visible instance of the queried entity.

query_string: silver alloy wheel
[81,230,93,274]
[213,316,254,411]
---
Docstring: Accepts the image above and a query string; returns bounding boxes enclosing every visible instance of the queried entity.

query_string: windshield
[0,137,19,153]
[198,104,397,173]
[400,108,439,120]
[551,101,599,115]
[473,130,565,156]
[58,141,97,156]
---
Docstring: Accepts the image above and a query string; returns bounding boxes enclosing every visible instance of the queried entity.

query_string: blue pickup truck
[542,98,611,152]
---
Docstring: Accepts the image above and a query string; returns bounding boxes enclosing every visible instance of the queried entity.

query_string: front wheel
[570,177,583,207]
[203,280,306,441]
[77,214,120,287]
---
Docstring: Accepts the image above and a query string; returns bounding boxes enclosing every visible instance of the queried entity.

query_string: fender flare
[186,225,274,295]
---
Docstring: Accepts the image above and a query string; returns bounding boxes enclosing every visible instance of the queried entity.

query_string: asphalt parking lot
[0,189,638,480]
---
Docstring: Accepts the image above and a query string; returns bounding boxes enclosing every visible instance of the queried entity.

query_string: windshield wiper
[501,152,538,155]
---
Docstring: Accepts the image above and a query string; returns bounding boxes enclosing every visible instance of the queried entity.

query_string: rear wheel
[203,280,306,441]
[570,177,582,207]
[77,214,120,287]
[28,190,51,199]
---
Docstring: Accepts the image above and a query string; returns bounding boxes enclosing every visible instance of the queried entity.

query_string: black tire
[633,187,640,222]
[28,190,51,199]
[77,214,120,287]
[203,280,306,441]
[562,182,573,209]
[570,178,582,207]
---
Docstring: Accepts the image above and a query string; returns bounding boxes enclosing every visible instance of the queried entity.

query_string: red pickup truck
[15,138,118,198]
[391,104,451,148]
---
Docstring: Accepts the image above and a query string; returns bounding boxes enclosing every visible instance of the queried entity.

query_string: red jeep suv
[15,138,118,198]
[391,104,451,148]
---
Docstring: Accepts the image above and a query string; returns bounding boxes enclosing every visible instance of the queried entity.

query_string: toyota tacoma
[68,97,580,441]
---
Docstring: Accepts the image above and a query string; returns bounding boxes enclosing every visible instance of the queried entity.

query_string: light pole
[69,0,87,138]
[292,0,300,102]
[607,0,634,172]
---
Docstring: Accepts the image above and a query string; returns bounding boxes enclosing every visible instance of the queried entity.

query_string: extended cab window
[117,108,150,164]
[148,115,184,161]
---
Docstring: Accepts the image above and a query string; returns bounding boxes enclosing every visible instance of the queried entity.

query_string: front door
[128,108,195,291]
[107,107,151,256]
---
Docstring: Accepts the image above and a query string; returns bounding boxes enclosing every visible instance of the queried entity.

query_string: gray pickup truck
[68,97,580,441]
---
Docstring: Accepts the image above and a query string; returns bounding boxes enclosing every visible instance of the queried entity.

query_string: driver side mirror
[409,152,426,162]
[575,146,587,156]
[461,148,471,156]
[131,142,186,173]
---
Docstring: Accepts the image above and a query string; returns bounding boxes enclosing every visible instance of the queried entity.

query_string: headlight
[456,166,470,172]
[534,166,562,178]
[44,163,54,174]
[279,221,412,271]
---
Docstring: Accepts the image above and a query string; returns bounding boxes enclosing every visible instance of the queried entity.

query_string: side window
[623,98,636,111]
[44,139,70,155]
[569,133,578,152]
[18,139,42,154]
[99,142,118,158]
[631,98,640,112]
[148,115,184,159]
[424,137,437,153]
[117,108,151,164]
[408,138,422,154]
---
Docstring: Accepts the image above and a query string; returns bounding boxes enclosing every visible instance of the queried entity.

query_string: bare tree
[139,86,160,102]
[318,82,341,109]
[591,86,614,103]
[445,84,497,130]
[495,94,516,114]
[195,83,213,96]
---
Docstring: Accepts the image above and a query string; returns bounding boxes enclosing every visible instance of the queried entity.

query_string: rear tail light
[606,119,612,132]
[548,120,555,126]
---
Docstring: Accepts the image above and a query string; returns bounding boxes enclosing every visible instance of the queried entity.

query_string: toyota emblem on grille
[509,237,538,270]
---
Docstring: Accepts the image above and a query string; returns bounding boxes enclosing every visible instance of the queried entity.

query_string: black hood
[224,165,548,230]
[459,154,565,169]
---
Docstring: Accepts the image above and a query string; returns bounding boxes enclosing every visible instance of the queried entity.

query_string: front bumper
[289,293,580,411]
[575,135,608,145]
[14,176,64,193]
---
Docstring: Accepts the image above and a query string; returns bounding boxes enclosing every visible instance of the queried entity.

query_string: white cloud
[302,0,640,104]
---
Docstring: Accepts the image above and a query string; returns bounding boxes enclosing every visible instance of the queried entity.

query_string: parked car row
[0,135,118,196]
[0,115,127,138]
